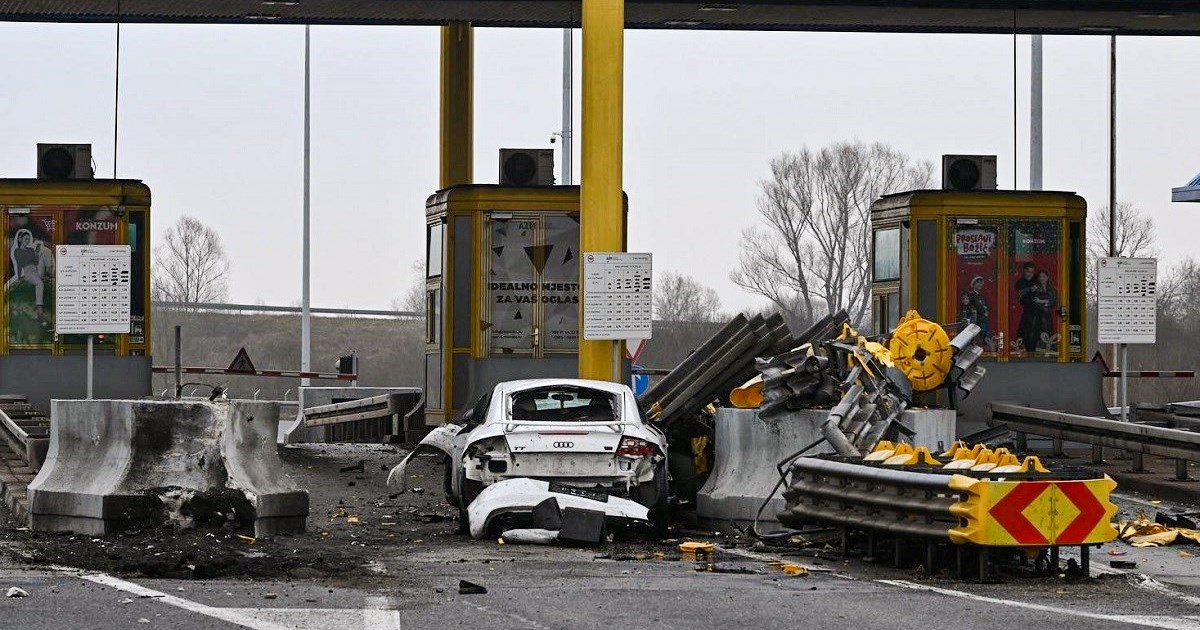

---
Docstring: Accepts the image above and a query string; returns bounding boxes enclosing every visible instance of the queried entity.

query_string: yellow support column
[579,0,626,382]
[439,23,473,189]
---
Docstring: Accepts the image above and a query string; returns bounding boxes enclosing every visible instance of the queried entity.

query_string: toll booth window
[427,222,443,278]
[873,228,900,282]
[487,217,535,352]
[875,292,900,334]
[426,288,441,344]
[541,215,580,351]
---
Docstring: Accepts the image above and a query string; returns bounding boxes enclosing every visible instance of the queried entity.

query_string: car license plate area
[549,481,609,503]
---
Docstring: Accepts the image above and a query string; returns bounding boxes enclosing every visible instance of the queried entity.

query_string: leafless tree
[1086,201,1156,298]
[391,258,426,315]
[731,141,932,328]
[654,271,723,323]
[152,215,230,305]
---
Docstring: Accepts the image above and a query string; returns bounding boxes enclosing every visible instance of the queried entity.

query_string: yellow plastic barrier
[887,310,953,391]
[865,441,911,462]
[882,445,941,467]
[949,476,1118,547]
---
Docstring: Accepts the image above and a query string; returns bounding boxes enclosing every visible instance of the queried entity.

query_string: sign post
[582,252,652,382]
[1097,257,1157,430]
[54,245,132,400]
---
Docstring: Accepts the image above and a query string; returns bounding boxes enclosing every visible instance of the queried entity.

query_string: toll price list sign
[1097,257,1156,344]
[583,252,652,340]
[54,245,132,334]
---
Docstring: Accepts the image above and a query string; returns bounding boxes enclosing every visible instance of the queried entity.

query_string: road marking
[77,571,401,630]
[878,579,1200,630]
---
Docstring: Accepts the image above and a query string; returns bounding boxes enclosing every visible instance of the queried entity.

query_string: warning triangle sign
[227,347,257,374]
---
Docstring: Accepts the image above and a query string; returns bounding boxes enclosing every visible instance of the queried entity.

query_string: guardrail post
[926,541,936,574]
[893,538,904,568]
[841,527,851,557]
[979,548,992,582]
[1014,431,1027,452]
[1176,459,1190,481]
[1131,452,1144,472]
[1079,545,1090,575]
[1091,444,1104,465]
[954,547,964,579]
[1050,546,1059,572]
[1052,437,1065,456]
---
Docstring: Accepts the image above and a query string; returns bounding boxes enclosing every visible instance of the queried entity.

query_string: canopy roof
[2,1,1199,34]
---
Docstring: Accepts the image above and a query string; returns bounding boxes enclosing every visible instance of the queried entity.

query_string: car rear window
[509,386,618,422]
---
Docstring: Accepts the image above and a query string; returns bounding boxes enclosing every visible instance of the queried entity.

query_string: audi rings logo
[552,441,575,448]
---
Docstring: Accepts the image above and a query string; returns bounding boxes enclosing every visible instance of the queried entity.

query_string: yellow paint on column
[439,23,473,189]
[579,0,626,381]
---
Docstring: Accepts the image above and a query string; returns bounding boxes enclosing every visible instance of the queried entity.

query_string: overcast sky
[1,23,1198,313]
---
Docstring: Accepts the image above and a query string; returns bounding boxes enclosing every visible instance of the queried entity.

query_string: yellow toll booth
[423,185,627,425]
[870,190,1087,363]
[0,179,152,408]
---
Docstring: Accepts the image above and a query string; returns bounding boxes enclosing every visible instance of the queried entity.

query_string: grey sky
[1,23,1197,313]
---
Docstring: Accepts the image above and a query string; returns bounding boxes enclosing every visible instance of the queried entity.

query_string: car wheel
[456,470,484,535]
[635,461,670,538]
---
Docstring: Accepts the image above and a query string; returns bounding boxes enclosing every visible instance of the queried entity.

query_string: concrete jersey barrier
[27,399,308,537]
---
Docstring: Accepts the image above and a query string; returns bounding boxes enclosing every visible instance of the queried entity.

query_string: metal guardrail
[989,402,1200,479]
[0,398,50,471]
[303,393,412,428]
[777,454,1117,579]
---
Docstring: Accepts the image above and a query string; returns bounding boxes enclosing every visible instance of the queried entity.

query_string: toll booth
[869,190,1103,431]
[0,179,152,408]
[423,185,627,425]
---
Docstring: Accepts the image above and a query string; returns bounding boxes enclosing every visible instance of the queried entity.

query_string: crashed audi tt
[387,379,669,537]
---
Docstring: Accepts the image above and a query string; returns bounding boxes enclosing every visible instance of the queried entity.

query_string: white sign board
[583,252,652,340]
[1097,256,1156,344]
[54,245,132,334]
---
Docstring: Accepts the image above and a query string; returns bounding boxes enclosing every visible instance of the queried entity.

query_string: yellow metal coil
[887,310,953,392]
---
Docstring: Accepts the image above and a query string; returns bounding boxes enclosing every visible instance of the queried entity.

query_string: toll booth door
[484,214,579,356]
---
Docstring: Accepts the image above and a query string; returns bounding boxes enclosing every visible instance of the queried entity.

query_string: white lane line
[81,572,295,630]
[879,579,1200,630]
[78,571,401,630]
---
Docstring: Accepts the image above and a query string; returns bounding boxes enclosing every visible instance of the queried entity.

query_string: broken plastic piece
[458,580,487,595]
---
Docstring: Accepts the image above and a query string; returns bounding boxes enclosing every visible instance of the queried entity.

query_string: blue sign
[631,364,650,397]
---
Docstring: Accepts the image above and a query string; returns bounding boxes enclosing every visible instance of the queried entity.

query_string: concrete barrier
[696,407,958,530]
[28,399,308,537]
[697,408,833,530]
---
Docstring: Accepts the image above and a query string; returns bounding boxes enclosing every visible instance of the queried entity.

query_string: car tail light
[616,437,656,458]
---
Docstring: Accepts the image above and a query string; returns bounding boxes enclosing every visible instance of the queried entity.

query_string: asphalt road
[8,540,1200,630]
[7,444,1200,629]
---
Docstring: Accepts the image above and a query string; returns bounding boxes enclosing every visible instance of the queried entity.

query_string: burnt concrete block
[28,400,308,537]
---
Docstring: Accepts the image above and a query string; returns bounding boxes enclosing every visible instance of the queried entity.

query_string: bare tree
[731,141,932,328]
[1086,201,1156,297]
[152,215,231,305]
[390,258,426,315]
[653,271,723,323]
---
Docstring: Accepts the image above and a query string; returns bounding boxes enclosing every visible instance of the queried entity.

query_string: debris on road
[499,529,558,545]
[6,587,28,598]
[339,461,365,474]
[458,580,487,595]
[1118,510,1200,547]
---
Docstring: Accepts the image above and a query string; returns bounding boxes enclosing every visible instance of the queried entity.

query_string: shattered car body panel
[466,478,650,539]
[385,424,461,492]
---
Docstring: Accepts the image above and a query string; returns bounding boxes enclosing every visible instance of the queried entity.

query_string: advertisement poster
[6,211,57,347]
[487,218,537,352]
[952,223,998,353]
[541,215,579,351]
[1009,221,1061,357]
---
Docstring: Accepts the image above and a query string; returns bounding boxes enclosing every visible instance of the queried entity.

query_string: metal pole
[1120,343,1128,422]
[301,24,312,388]
[351,351,358,388]
[1029,35,1043,191]
[562,28,574,185]
[1108,35,1118,408]
[86,335,94,399]
[174,325,182,399]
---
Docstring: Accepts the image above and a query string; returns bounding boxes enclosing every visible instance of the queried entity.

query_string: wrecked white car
[387,379,669,535]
